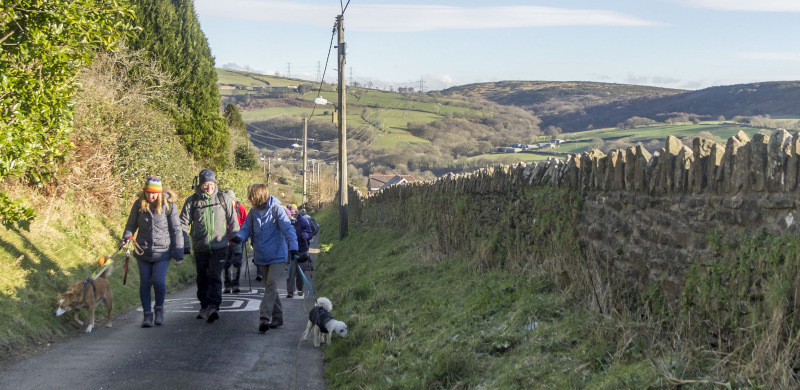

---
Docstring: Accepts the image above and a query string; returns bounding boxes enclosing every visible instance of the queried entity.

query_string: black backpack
[308,218,319,236]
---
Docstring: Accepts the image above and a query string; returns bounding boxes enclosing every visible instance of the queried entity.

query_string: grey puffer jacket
[123,190,183,262]
[180,185,239,253]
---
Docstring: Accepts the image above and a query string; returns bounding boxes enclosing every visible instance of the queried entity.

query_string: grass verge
[313,208,661,389]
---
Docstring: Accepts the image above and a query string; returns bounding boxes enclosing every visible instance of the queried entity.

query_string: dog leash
[120,237,143,285]
[296,263,317,304]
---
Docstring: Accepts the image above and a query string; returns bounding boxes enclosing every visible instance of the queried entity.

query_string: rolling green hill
[445,80,800,133]
[217,68,800,180]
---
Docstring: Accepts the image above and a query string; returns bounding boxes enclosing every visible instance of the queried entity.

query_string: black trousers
[194,249,226,309]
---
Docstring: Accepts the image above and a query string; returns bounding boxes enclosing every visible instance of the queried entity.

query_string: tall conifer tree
[128,0,228,163]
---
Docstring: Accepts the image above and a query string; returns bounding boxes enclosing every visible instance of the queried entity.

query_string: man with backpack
[299,209,319,242]
[180,169,239,323]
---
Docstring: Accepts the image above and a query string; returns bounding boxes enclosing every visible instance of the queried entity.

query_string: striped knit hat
[143,176,163,193]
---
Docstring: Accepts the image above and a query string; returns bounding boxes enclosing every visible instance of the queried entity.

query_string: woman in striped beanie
[122,176,184,327]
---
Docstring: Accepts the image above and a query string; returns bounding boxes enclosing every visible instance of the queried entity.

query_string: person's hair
[137,191,166,214]
[247,183,270,209]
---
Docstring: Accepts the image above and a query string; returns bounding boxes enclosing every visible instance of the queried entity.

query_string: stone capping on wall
[354,129,799,202]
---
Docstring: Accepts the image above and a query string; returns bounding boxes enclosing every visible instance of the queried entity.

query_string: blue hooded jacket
[236,196,298,266]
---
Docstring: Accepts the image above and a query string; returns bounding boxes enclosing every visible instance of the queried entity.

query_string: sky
[194,0,800,91]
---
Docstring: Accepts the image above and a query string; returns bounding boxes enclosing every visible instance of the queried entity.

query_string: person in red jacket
[224,190,248,293]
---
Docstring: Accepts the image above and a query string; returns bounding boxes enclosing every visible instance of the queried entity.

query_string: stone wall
[348,129,800,300]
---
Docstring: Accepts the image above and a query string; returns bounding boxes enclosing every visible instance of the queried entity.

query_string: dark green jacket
[180,186,239,252]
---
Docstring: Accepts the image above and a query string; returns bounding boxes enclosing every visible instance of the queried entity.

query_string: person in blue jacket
[235,183,298,333]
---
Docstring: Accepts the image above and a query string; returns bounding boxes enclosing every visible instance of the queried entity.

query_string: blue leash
[296,262,318,303]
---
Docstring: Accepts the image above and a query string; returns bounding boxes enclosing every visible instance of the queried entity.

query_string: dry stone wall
[349,129,800,300]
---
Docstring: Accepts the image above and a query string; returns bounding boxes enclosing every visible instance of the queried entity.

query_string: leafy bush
[234,145,259,171]
[0,0,135,228]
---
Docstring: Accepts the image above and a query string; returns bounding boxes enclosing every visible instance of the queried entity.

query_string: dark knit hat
[143,176,163,193]
[198,169,216,184]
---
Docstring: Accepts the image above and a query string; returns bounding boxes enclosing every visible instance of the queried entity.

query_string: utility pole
[336,15,348,239]
[316,61,322,82]
[302,117,308,206]
[287,62,291,78]
[419,76,425,93]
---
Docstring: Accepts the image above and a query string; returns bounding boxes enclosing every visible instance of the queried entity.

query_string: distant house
[504,147,522,153]
[268,85,298,92]
[218,84,236,90]
[368,174,417,193]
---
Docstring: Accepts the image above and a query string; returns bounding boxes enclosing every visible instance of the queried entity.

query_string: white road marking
[136,288,306,313]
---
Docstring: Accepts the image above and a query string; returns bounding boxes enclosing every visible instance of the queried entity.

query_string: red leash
[120,235,143,285]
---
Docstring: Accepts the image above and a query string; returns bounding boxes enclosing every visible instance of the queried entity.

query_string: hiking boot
[269,318,283,328]
[296,291,303,297]
[154,306,165,326]
[232,286,240,294]
[223,287,232,294]
[142,312,153,328]
[197,307,208,320]
[258,318,270,333]
[206,307,219,323]
[255,275,263,281]
[286,293,293,299]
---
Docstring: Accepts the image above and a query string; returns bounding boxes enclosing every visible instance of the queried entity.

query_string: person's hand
[173,247,185,261]
[231,236,242,244]
[290,250,299,261]
[174,259,182,265]
[184,246,191,255]
[119,237,130,248]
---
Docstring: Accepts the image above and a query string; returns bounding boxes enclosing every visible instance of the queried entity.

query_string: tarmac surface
[0,247,326,390]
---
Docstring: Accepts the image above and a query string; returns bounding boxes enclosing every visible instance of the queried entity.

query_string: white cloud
[670,0,800,12]
[736,52,800,61]
[195,1,661,32]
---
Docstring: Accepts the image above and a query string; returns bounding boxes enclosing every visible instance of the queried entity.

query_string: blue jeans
[137,259,170,312]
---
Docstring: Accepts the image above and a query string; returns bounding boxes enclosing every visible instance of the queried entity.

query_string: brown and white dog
[54,267,113,333]
[301,297,348,347]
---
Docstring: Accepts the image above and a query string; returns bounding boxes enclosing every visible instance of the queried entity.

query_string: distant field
[465,121,785,165]
[241,107,317,122]
[216,68,312,87]
[566,122,769,143]
[375,133,430,149]
[217,69,269,87]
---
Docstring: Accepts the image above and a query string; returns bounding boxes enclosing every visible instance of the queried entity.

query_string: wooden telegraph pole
[337,14,348,239]
[302,117,308,206]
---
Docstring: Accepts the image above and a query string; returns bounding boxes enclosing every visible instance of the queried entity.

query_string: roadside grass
[0,188,196,365]
[313,208,661,389]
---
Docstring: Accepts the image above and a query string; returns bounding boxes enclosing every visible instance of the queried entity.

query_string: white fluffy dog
[302,297,348,347]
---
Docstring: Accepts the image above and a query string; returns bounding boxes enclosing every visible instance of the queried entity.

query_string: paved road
[0,252,326,390]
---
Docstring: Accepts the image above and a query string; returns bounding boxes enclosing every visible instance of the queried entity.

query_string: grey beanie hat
[198,168,216,184]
